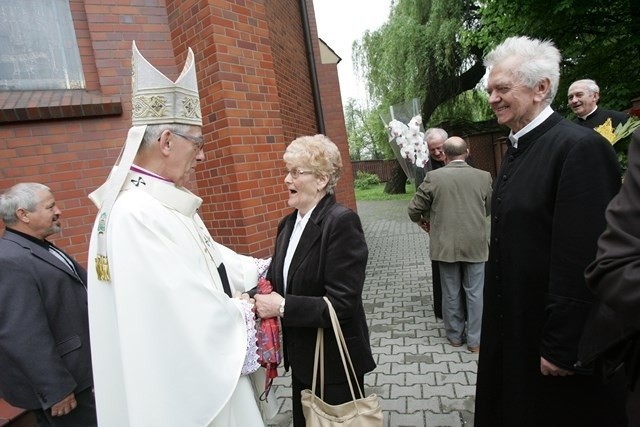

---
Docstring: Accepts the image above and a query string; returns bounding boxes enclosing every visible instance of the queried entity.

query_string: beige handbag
[301,297,383,426]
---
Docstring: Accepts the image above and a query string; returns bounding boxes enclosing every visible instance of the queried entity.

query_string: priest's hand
[239,292,256,312]
[540,357,574,376]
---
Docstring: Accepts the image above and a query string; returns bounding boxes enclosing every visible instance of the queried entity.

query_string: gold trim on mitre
[131,41,202,126]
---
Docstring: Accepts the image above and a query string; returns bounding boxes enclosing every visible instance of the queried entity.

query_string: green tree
[472,0,640,114]
[429,89,494,127]
[344,99,390,160]
[353,0,487,193]
[354,0,485,122]
[350,0,640,191]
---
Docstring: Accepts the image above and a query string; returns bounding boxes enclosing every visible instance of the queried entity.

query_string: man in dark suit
[582,129,640,424]
[0,183,97,427]
[568,79,629,129]
[474,36,627,426]
[420,128,448,320]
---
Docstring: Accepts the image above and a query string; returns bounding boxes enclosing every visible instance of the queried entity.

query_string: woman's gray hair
[141,123,194,149]
[484,36,561,106]
[0,183,50,225]
[284,134,343,195]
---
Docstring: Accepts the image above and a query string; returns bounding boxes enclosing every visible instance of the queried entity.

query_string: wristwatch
[279,299,285,317]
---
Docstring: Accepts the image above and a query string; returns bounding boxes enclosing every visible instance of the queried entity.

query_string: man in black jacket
[418,128,448,319]
[583,129,640,424]
[0,183,96,427]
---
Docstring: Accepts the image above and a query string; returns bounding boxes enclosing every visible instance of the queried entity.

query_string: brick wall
[0,0,355,262]
[266,0,317,142]
[164,0,291,257]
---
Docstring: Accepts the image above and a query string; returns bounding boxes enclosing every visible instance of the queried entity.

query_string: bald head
[443,137,468,162]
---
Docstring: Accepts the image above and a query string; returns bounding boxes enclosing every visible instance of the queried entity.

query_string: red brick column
[165,0,291,256]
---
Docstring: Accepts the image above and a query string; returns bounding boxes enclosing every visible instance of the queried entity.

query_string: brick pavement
[267,199,477,427]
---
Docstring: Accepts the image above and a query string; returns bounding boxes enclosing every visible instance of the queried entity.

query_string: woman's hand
[255,292,284,319]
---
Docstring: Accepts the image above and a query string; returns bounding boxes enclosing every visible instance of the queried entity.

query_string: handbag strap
[310,325,325,398]
[323,296,365,400]
[310,297,366,402]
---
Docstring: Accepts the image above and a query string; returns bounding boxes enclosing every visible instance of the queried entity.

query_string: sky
[313,0,393,105]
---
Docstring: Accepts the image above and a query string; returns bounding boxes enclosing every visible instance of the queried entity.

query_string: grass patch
[354,182,415,201]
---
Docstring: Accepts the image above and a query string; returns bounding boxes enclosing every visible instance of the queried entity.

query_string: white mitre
[89,41,202,208]
[89,41,202,281]
[131,41,202,126]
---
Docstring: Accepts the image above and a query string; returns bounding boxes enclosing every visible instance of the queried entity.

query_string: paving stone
[423,383,456,398]
[406,372,435,386]
[433,352,462,363]
[378,353,405,364]
[390,383,422,398]
[380,396,407,412]
[420,362,451,374]
[407,396,442,413]
[436,371,469,385]
[391,362,421,374]
[375,373,407,387]
[441,396,476,413]
[388,412,427,427]
[424,411,464,427]
[450,361,478,373]
[454,384,477,398]
[405,354,433,364]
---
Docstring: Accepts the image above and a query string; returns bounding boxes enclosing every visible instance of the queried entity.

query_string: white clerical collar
[509,105,554,148]
[123,169,202,216]
[579,106,598,120]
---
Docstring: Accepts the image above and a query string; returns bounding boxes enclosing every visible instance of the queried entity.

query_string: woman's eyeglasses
[286,168,314,179]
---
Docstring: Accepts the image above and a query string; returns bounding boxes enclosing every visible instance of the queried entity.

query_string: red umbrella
[257,277,281,401]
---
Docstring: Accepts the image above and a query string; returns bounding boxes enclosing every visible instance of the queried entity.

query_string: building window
[0,0,85,91]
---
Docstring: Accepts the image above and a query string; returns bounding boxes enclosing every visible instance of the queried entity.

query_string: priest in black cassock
[474,36,627,427]
[568,78,628,129]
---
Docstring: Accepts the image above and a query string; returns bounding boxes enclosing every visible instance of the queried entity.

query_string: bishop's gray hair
[141,123,194,149]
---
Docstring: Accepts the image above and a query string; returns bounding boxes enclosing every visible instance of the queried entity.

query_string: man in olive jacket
[408,136,492,352]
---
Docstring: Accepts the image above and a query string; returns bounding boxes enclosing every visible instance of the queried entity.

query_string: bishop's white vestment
[87,170,267,426]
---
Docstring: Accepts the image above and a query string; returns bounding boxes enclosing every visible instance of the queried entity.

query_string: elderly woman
[255,134,375,426]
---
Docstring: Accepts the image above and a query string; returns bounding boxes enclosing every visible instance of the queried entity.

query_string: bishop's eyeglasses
[170,130,205,150]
